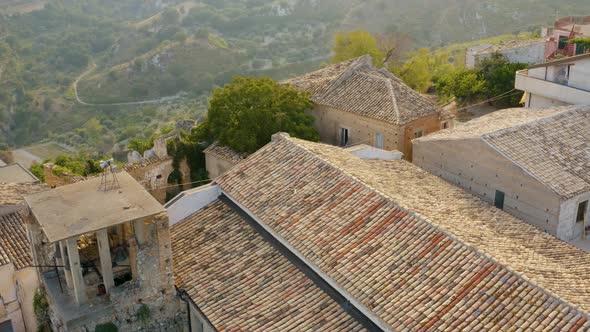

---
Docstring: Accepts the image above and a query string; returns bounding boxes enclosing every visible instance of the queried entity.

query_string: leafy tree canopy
[332,31,384,65]
[200,77,318,153]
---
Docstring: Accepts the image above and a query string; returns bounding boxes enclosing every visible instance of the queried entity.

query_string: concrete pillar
[134,219,145,245]
[97,229,114,293]
[59,241,73,289]
[66,237,87,305]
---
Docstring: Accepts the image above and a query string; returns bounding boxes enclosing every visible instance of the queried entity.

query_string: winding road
[73,62,183,106]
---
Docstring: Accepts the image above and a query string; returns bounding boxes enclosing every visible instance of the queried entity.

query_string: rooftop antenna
[99,158,120,192]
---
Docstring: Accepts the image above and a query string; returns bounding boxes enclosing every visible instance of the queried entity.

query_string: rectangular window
[375,133,384,149]
[494,190,505,210]
[339,128,349,146]
[577,200,588,223]
[0,320,13,332]
[558,35,568,50]
[413,129,424,139]
[442,121,450,129]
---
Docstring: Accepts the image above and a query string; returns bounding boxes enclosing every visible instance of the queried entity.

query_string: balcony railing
[515,69,590,105]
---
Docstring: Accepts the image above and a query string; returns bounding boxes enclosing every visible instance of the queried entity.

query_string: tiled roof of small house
[203,142,248,164]
[0,163,40,184]
[0,210,33,269]
[417,105,590,199]
[123,156,168,172]
[0,182,48,206]
[171,200,365,332]
[214,133,590,331]
[474,38,547,55]
[284,55,441,125]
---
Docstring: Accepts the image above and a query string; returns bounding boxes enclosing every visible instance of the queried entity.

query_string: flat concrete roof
[25,172,165,243]
[0,163,39,184]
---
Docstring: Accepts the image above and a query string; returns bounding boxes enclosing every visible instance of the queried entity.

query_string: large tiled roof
[418,106,590,199]
[0,211,33,269]
[284,55,441,125]
[171,200,365,332]
[0,182,48,206]
[203,142,248,164]
[214,133,590,331]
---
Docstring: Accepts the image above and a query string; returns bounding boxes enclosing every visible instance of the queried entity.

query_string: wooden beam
[66,237,87,305]
[97,229,115,293]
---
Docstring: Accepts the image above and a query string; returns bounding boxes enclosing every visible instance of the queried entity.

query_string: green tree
[201,77,318,153]
[434,67,487,103]
[332,31,384,65]
[477,53,526,107]
[391,48,432,93]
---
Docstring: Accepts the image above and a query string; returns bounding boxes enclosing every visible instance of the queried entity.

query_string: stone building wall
[309,105,445,160]
[204,153,239,180]
[413,138,563,236]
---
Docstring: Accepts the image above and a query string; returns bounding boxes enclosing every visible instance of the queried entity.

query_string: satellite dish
[100,158,115,169]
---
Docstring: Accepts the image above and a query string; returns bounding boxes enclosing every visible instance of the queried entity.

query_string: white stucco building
[515,53,590,107]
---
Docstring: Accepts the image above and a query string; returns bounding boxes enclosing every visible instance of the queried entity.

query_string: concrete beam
[58,241,73,289]
[66,237,87,305]
[97,229,114,293]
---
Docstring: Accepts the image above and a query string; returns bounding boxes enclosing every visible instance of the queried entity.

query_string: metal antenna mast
[99,158,120,192]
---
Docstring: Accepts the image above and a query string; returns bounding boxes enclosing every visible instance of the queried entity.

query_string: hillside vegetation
[1,0,590,154]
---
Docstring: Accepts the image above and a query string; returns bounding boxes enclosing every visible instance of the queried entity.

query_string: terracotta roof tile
[284,55,441,125]
[0,182,48,206]
[171,200,365,332]
[123,156,169,171]
[0,210,32,269]
[203,142,248,164]
[213,134,590,331]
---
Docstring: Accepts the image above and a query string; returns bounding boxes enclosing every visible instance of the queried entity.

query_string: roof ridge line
[320,56,374,99]
[283,136,590,318]
[482,106,590,199]
[483,106,583,139]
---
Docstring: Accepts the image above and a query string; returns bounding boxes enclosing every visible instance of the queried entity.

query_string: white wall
[165,184,221,226]
[567,58,590,91]
[0,264,26,332]
[558,192,590,240]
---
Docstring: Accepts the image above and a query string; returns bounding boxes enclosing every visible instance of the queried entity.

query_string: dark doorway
[494,190,505,210]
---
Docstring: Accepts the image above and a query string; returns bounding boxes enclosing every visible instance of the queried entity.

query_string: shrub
[95,322,118,332]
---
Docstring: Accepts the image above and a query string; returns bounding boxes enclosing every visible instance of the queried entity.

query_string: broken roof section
[418,105,590,199]
[25,171,165,243]
[213,133,590,330]
[284,55,440,125]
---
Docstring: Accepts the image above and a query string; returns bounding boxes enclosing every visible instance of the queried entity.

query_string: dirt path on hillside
[73,62,183,106]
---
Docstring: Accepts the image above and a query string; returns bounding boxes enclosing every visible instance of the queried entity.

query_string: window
[442,121,450,129]
[558,35,568,50]
[413,129,424,139]
[494,190,505,210]
[577,200,588,223]
[0,320,13,332]
[375,133,384,149]
[339,128,349,146]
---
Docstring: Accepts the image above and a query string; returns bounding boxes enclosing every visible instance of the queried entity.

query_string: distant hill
[344,0,590,46]
[0,0,46,13]
[3,0,590,152]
